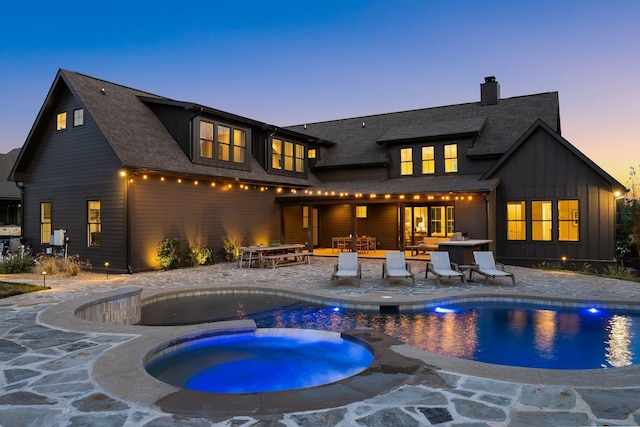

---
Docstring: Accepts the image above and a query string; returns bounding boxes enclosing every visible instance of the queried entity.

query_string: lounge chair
[382,252,415,285]
[426,251,467,286]
[331,252,362,285]
[472,251,516,286]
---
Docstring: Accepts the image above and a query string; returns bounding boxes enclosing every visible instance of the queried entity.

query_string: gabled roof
[11,70,321,187]
[0,149,21,199]
[286,92,559,168]
[482,119,626,190]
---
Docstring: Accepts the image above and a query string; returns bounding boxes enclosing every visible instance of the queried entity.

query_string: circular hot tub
[145,328,374,393]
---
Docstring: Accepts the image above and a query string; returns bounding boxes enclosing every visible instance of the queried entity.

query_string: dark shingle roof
[286,92,559,167]
[0,149,21,198]
[60,70,319,187]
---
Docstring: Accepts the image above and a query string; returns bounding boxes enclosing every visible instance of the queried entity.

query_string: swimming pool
[140,291,640,370]
[145,329,374,393]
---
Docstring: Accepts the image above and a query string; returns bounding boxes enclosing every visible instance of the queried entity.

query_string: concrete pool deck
[1,257,640,426]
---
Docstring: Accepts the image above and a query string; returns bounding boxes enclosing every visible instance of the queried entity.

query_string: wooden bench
[263,251,312,268]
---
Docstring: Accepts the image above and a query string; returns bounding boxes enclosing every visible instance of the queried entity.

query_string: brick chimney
[481,76,500,105]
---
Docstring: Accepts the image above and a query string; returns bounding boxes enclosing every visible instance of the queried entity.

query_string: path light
[42,271,46,288]
[105,262,110,279]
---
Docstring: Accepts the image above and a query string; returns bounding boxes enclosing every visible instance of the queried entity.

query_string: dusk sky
[1,1,638,188]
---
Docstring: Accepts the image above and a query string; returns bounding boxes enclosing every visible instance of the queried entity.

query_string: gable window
[73,109,84,127]
[532,201,552,241]
[444,144,458,173]
[400,148,413,175]
[507,201,526,240]
[558,200,579,241]
[56,112,67,131]
[88,200,101,247]
[422,146,435,174]
[40,202,51,244]
[199,122,214,158]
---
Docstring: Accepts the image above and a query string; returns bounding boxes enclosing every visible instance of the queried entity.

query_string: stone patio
[1,257,640,426]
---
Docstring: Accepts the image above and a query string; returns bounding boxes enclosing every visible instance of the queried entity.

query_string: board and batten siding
[492,126,617,266]
[20,86,127,271]
[127,176,281,271]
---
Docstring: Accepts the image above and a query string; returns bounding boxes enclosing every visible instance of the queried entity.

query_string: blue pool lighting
[587,307,600,314]
[332,307,340,312]
[434,307,456,313]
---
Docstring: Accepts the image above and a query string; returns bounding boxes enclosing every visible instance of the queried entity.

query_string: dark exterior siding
[491,127,617,266]
[453,197,488,239]
[21,86,126,271]
[128,176,280,271]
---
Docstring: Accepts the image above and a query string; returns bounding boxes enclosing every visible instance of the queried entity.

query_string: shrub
[0,255,35,274]
[190,245,214,266]
[156,238,182,270]
[221,239,241,262]
[602,264,635,280]
[33,254,91,276]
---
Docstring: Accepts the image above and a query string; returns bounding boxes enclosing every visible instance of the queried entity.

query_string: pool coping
[38,283,640,419]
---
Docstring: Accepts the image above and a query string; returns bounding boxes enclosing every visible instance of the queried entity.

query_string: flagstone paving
[1,257,640,426]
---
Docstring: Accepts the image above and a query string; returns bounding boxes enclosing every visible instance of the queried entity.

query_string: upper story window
[73,109,84,127]
[308,148,316,159]
[272,138,305,173]
[200,122,214,158]
[400,147,413,175]
[444,144,458,173]
[56,112,67,131]
[198,120,248,165]
[421,146,435,174]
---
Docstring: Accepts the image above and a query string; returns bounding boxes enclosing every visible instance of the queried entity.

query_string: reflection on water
[606,315,633,367]
[533,310,556,358]
[141,294,640,369]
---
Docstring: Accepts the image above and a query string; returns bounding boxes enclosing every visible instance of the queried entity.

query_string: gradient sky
[1,1,638,188]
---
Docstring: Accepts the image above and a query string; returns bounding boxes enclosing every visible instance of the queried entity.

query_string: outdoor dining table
[239,243,306,268]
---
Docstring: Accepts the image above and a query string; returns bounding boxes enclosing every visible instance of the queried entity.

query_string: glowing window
[444,144,458,173]
[422,146,435,174]
[558,200,579,241]
[308,148,316,159]
[507,201,526,240]
[87,200,101,247]
[56,112,67,131]
[532,201,552,241]
[295,144,305,172]
[233,129,246,163]
[40,202,51,244]
[217,125,231,161]
[272,138,283,169]
[199,122,213,159]
[356,205,367,218]
[400,148,413,175]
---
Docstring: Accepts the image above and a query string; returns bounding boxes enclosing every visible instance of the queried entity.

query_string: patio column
[350,203,357,250]
[398,201,406,250]
[307,204,314,254]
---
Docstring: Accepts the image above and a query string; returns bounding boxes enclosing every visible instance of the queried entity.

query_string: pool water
[141,293,640,369]
[145,329,374,393]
